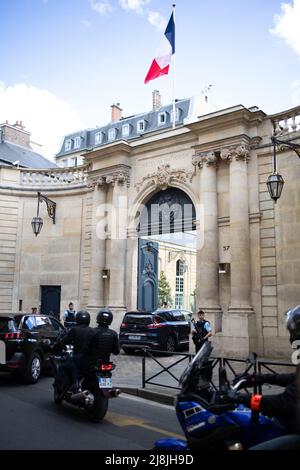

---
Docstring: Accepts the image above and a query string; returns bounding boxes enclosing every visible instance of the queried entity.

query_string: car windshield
[124,315,152,325]
[179,341,213,388]
[0,318,17,333]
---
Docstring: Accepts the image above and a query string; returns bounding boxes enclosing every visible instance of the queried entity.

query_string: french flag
[144,11,175,84]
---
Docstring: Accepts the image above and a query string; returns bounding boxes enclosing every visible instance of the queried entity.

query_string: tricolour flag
[144,11,175,84]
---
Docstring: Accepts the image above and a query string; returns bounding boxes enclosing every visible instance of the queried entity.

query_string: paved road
[0,372,184,450]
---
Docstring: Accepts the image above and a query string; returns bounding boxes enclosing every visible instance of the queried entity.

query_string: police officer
[192,309,212,353]
[231,305,300,436]
[63,302,76,328]
[88,308,120,362]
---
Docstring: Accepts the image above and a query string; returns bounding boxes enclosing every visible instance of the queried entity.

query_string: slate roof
[56,98,191,158]
[0,141,57,168]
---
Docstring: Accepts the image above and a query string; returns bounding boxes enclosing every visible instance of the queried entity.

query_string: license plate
[128,335,141,340]
[98,377,112,388]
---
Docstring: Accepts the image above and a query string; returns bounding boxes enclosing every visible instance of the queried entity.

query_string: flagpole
[172,3,176,130]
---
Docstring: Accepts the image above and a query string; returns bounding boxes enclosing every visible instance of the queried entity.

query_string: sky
[1,0,300,161]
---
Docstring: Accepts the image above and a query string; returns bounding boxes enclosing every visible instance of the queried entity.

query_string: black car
[119,309,191,353]
[0,314,65,383]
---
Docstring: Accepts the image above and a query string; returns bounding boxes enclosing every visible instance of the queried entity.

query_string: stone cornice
[84,141,132,160]
[186,107,266,135]
[134,163,194,192]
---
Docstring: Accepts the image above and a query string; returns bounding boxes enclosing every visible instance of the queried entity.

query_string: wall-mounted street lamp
[31,192,56,236]
[267,136,300,203]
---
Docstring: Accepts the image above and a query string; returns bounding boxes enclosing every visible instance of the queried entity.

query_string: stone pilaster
[220,145,256,356]
[105,171,129,329]
[193,151,222,332]
[86,177,107,320]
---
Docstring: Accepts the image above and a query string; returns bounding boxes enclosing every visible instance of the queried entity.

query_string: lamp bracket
[272,136,300,158]
[38,192,56,224]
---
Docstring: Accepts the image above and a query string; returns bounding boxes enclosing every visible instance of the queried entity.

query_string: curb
[119,386,175,406]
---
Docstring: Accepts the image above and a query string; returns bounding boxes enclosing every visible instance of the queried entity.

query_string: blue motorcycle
[155,342,288,450]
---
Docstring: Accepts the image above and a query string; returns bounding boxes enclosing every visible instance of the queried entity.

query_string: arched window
[175,260,184,308]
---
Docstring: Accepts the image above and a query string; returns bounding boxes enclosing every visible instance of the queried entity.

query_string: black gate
[40,286,61,319]
[137,239,158,312]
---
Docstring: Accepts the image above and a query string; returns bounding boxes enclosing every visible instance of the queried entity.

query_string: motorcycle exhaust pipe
[109,388,120,398]
[70,390,90,402]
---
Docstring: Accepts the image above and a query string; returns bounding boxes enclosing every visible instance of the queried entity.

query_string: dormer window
[74,136,81,149]
[158,112,166,126]
[137,120,145,133]
[95,132,103,145]
[65,139,72,151]
[108,128,116,141]
[170,107,179,123]
[122,124,130,138]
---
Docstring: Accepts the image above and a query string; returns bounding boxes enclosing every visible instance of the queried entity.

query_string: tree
[158,270,173,307]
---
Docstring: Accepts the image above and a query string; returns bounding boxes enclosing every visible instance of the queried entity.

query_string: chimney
[152,90,161,111]
[111,103,122,122]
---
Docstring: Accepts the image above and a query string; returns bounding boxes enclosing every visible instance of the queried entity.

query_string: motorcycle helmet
[75,310,90,326]
[286,305,300,343]
[96,308,113,326]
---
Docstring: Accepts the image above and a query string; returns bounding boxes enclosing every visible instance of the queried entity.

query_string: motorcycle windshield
[179,341,213,388]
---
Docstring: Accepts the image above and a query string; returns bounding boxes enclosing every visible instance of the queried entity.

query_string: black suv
[119,309,191,353]
[0,314,65,383]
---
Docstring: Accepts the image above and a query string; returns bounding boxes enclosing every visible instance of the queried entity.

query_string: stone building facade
[0,98,299,358]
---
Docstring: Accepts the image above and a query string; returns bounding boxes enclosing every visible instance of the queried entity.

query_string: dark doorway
[137,239,158,312]
[41,286,61,319]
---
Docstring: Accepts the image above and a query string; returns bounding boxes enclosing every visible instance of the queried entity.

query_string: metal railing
[141,349,295,394]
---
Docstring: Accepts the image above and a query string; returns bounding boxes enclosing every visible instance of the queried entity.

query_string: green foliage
[158,270,173,307]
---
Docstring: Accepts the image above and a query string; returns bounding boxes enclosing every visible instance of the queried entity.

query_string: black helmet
[96,308,113,326]
[286,305,300,343]
[75,310,90,326]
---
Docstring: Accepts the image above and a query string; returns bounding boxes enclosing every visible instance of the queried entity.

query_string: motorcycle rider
[228,305,300,436]
[55,309,94,392]
[88,308,120,362]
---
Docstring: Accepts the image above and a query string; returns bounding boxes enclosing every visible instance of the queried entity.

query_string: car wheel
[122,347,135,355]
[23,352,42,384]
[164,336,176,353]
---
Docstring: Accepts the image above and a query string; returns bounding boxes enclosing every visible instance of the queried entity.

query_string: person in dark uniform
[88,308,120,363]
[192,309,212,353]
[55,309,94,391]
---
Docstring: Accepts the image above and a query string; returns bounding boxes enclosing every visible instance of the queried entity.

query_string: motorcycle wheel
[87,391,108,423]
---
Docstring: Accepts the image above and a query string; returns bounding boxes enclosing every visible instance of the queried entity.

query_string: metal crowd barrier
[141,348,295,394]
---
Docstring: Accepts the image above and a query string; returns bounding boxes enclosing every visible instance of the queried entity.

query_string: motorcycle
[154,342,288,450]
[49,346,120,422]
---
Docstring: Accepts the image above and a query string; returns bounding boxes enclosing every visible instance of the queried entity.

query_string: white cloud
[118,0,150,15]
[0,82,85,161]
[89,0,112,16]
[270,0,300,57]
[147,11,166,31]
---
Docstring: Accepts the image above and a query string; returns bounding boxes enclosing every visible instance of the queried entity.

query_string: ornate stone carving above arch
[134,163,194,192]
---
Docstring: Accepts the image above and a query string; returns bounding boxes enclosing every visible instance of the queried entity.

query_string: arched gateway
[136,188,196,312]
